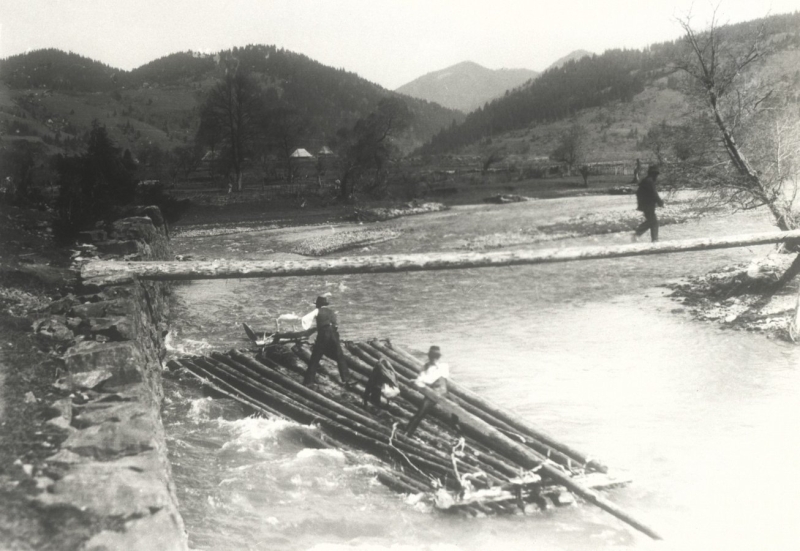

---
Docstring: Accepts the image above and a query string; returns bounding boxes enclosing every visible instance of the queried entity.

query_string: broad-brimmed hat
[315,296,329,307]
[428,345,441,358]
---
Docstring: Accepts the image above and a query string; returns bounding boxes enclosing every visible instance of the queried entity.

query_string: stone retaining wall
[33,207,187,550]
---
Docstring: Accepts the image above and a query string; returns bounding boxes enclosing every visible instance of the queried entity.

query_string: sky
[1,0,798,89]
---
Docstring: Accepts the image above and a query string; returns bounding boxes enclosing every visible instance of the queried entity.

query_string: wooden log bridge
[83,228,800,284]
[171,339,662,540]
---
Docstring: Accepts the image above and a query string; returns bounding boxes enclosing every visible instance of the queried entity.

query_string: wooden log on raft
[337,343,537,480]
[363,341,592,474]
[181,357,443,492]
[177,358,295,427]
[189,355,454,488]
[376,470,429,495]
[382,341,609,474]
[81,228,800,284]
[293,346,523,483]
[413,385,663,540]
[177,358,388,453]
[220,351,488,485]
[179,358,342,450]
[184,347,651,529]
[257,344,521,486]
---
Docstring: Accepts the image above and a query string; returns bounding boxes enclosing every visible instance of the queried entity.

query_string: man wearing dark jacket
[362,358,399,410]
[633,165,664,242]
[272,296,352,387]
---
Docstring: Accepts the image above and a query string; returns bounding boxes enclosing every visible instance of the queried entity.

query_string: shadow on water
[165,203,800,550]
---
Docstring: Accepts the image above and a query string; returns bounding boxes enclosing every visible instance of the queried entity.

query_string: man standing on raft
[273,296,352,388]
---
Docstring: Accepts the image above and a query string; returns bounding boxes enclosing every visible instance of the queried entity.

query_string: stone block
[36,453,172,517]
[103,299,132,317]
[62,413,158,459]
[66,317,84,331]
[96,286,135,300]
[70,299,131,319]
[87,382,150,404]
[47,416,72,430]
[73,401,150,428]
[63,341,145,385]
[32,316,74,344]
[111,217,158,243]
[70,369,114,390]
[45,449,85,465]
[44,398,72,422]
[44,294,80,315]
[84,508,187,551]
[137,205,165,228]
[70,301,109,319]
[88,317,134,340]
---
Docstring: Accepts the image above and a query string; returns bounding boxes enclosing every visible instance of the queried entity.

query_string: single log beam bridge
[82,229,800,284]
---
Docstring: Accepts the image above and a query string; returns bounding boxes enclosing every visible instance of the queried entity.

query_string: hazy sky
[1,0,797,89]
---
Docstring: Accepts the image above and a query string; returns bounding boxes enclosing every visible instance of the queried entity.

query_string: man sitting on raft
[404,345,459,436]
[272,296,352,388]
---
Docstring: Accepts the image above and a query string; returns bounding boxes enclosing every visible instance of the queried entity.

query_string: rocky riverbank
[666,253,800,340]
[352,201,447,222]
[0,204,187,550]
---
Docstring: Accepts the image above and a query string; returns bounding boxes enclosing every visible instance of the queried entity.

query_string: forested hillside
[0,49,122,92]
[419,12,800,157]
[0,44,464,160]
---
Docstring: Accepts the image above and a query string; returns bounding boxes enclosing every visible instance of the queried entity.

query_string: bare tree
[201,61,268,191]
[579,165,591,188]
[267,107,310,183]
[166,144,203,185]
[482,148,506,174]
[674,11,800,231]
[336,97,411,201]
[550,123,586,176]
[674,10,800,288]
[196,103,224,178]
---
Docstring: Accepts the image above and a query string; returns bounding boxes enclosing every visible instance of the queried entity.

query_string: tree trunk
[709,100,795,232]
[82,229,800,285]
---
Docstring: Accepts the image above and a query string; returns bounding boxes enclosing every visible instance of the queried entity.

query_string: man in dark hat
[404,345,459,437]
[272,296,352,387]
[632,164,665,242]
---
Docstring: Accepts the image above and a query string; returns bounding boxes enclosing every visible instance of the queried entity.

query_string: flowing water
[163,197,800,550]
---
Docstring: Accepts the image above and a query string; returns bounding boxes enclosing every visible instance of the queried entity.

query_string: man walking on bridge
[632,164,664,242]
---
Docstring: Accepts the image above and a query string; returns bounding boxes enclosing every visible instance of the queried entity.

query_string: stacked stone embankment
[30,206,187,550]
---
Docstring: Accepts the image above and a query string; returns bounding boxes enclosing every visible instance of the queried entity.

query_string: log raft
[83,228,800,285]
[170,338,660,540]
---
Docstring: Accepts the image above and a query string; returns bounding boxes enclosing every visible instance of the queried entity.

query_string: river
[163,197,800,550]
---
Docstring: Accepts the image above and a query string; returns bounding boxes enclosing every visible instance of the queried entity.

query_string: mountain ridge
[544,49,593,71]
[396,61,538,113]
[418,11,800,158]
[0,45,465,157]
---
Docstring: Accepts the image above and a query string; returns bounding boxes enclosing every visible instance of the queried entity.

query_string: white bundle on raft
[300,308,318,330]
